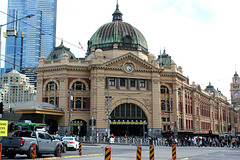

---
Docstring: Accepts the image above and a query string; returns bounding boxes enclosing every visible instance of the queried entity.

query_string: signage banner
[0,120,8,137]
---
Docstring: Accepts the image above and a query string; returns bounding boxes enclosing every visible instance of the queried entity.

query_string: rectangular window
[140,79,145,88]
[120,78,125,87]
[130,79,135,87]
[109,78,115,86]
[162,117,166,122]
[83,98,86,109]
[76,97,81,108]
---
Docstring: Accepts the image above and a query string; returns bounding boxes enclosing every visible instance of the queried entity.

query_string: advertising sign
[0,120,8,137]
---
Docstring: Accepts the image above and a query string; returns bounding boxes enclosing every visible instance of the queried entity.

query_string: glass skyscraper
[5,0,57,73]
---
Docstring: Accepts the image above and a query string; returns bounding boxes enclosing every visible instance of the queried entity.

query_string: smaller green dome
[47,41,76,60]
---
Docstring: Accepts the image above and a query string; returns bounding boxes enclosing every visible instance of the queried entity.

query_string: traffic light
[228,124,232,134]
[0,102,3,114]
[209,130,212,135]
[15,124,19,130]
[93,119,96,126]
[168,131,174,137]
[9,123,15,131]
[89,119,92,126]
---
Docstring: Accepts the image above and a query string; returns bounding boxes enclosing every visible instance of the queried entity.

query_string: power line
[0,10,86,51]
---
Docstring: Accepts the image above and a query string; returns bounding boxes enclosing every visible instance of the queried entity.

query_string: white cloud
[1,0,240,99]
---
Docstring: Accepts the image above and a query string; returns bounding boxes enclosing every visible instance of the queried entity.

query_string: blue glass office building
[5,0,57,73]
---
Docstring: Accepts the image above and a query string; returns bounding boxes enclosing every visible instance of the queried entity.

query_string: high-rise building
[0,69,36,103]
[4,0,57,75]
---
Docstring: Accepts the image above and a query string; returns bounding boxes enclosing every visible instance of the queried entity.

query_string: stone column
[151,76,161,136]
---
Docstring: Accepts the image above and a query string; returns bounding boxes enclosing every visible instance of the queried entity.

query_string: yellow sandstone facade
[35,4,239,137]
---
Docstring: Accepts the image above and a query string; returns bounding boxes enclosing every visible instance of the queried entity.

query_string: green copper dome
[47,41,76,60]
[87,4,148,55]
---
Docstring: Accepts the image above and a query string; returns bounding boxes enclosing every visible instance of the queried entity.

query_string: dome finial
[112,0,123,21]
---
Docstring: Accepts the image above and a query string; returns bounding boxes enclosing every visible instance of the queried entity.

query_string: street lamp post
[0,14,34,76]
[68,89,72,135]
[107,78,110,138]
[169,89,181,138]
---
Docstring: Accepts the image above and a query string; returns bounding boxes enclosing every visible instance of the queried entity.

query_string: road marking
[35,154,103,159]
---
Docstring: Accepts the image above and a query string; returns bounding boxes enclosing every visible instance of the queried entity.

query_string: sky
[1,0,240,100]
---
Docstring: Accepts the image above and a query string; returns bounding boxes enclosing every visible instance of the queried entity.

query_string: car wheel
[54,144,62,157]
[63,145,67,153]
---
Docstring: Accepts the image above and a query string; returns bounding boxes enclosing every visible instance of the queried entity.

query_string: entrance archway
[71,119,87,137]
[45,119,58,134]
[110,103,148,137]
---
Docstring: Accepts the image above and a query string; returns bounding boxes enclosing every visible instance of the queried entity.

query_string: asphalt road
[2,144,240,160]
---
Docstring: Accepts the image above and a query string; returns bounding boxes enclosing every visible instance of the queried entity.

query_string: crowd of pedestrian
[153,136,240,148]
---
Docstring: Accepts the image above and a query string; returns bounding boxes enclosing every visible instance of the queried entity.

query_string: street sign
[103,119,108,120]
[0,120,8,137]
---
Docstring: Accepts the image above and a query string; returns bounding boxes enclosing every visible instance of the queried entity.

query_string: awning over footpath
[3,101,64,116]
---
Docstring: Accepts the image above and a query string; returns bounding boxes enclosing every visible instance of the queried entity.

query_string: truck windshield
[12,131,33,137]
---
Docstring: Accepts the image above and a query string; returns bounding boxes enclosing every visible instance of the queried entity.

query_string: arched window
[72,81,86,90]
[71,97,87,109]
[46,81,57,91]
[161,100,166,111]
[110,103,147,120]
[161,85,169,94]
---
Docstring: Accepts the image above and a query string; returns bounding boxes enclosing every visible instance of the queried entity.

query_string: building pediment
[91,52,163,73]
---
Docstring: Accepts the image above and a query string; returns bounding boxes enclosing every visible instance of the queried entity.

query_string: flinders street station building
[35,4,239,138]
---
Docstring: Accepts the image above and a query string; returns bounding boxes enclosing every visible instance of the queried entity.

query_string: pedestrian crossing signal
[209,130,212,135]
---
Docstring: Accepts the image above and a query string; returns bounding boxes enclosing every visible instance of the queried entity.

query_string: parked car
[2,130,62,159]
[62,137,79,150]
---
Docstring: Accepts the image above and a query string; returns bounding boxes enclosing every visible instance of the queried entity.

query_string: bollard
[149,145,154,160]
[172,144,176,160]
[31,143,36,159]
[136,146,142,160]
[79,142,82,156]
[0,143,2,160]
[105,146,111,160]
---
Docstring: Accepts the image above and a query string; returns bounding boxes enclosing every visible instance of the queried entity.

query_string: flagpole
[78,41,80,59]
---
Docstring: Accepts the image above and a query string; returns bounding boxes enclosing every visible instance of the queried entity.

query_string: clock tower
[230,71,240,107]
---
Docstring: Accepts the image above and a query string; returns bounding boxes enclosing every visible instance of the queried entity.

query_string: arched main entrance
[110,103,148,137]
[71,119,87,137]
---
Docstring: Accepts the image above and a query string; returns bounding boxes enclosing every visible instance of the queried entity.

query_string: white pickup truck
[2,130,63,158]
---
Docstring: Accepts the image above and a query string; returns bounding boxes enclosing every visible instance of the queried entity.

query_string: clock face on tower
[125,65,132,72]
[234,92,239,97]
